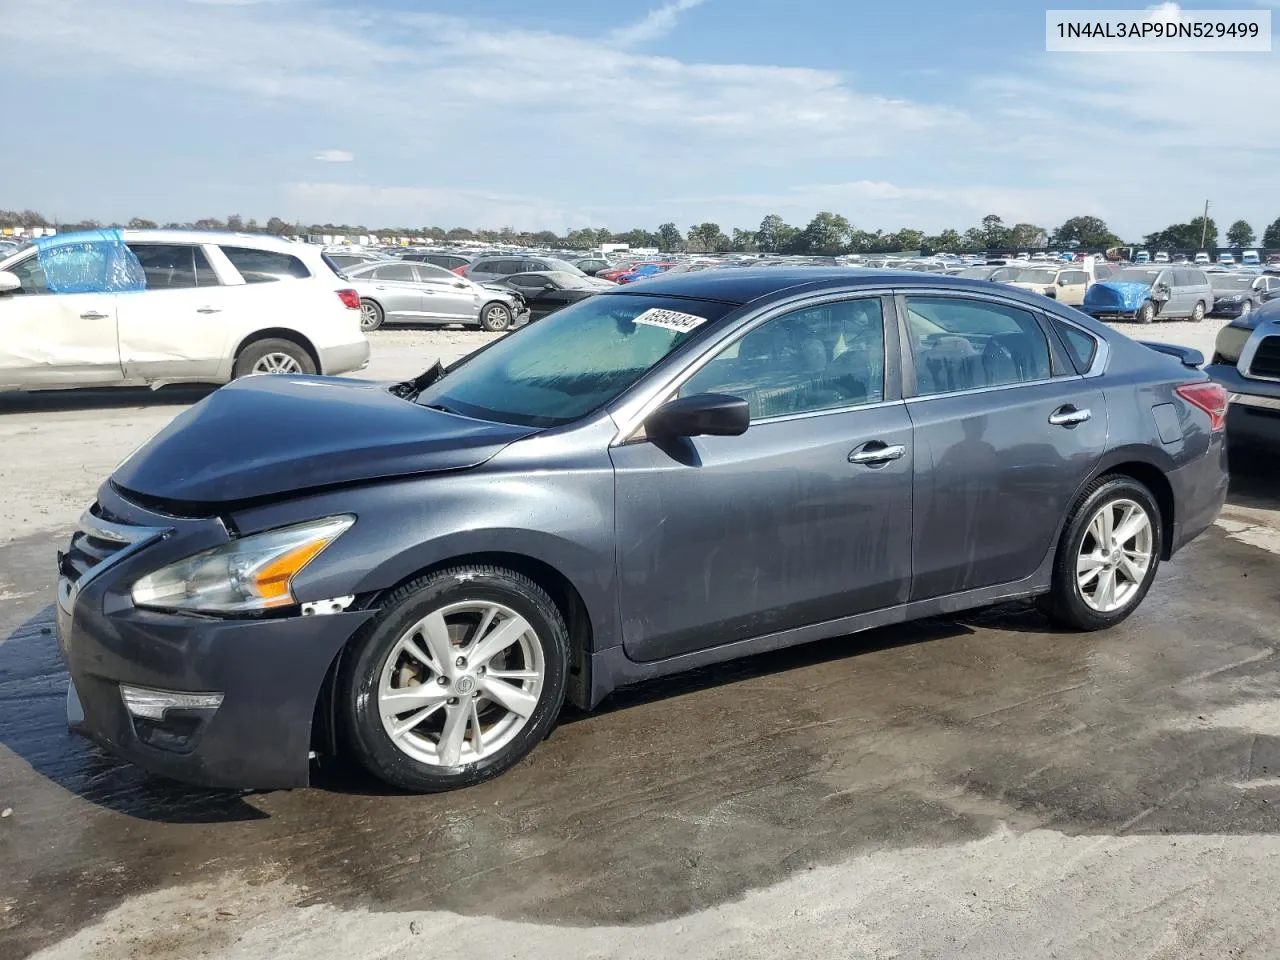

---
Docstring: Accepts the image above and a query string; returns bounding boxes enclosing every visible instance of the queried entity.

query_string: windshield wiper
[423,402,460,415]
[389,360,446,400]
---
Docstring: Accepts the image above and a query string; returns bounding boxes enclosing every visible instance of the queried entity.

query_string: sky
[5,0,1278,240]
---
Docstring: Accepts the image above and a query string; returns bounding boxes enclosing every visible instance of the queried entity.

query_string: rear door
[612,294,914,661]
[0,251,122,386]
[117,242,229,380]
[363,262,425,321]
[899,291,1107,599]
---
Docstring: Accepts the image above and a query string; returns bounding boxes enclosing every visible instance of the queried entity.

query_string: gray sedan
[344,260,528,331]
[56,269,1228,793]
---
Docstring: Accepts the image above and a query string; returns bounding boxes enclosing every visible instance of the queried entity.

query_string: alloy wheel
[360,302,381,330]
[1075,498,1154,613]
[377,601,544,766]
[250,352,303,375]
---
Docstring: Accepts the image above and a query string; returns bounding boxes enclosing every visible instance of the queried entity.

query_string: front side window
[508,273,549,289]
[128,244,217,289]
[680,298,885,420]
[906,296,1051,395]
[414,262,459,283]
[219,246,310,283]
[416,294,734,427]
[4,254,49,295]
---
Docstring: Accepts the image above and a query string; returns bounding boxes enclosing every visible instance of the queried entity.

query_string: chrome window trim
[905,373,1083,405]
[608,288,895,446]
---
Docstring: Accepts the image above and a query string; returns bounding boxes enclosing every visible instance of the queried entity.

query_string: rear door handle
[848,441,907,465]
[79,311,110,320]
[1049,405,1092,426]
[196,306,221,314]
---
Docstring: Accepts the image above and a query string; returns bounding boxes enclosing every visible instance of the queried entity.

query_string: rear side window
[219,246,310,283]
[128,243,218,289]
[1052,318,1098,374]
[905,296,1052,395]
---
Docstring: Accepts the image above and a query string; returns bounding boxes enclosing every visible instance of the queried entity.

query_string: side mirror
[1057,278,1068,286]
[645,393,749,439]
[542,283,555,291]
[0,271,18,294]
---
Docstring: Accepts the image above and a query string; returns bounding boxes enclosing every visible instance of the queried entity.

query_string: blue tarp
[32,229,145,294]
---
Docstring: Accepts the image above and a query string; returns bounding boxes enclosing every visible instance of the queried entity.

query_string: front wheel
[1241,300,1253,317]
[480,303,512,332]
[1136,301,1156,324]
[340,566,569,792]
[1040,476,1162,631]
[1190,301,1206,322]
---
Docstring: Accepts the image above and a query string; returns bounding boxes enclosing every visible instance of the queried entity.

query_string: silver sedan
[342,260,528,332]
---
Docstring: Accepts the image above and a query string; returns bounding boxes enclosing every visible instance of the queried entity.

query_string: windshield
[546,258,587,276]
[1015,269,1057,284]
[988,267,1022,282]
[1210,275,1253,291]
[415,294,734,427]
[956,267,995,279]
[1111,268,1162,284]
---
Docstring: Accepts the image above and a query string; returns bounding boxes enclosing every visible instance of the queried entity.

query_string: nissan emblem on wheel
[54,269,1228,792]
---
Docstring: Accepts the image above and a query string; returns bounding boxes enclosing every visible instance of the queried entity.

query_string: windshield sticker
[632,308,708,332]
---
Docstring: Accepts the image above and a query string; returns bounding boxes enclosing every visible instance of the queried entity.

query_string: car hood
[112,375,539,505]
[1085,281,1152,308]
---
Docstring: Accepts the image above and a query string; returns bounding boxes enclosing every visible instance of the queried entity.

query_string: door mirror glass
[0,270,18,293]
[645,393,749,438]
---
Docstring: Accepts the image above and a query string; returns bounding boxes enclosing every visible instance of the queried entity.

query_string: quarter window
[680,298,885,420]
[905,296,1052,395]
[1052,319,1099,374]
[219,246,310,283]
[128,244,218,289]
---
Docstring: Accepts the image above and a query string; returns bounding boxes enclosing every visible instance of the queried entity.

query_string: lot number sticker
[633,308,708,332]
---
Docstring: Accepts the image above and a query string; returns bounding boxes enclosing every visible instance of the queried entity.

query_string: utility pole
[1200,199,1210,250]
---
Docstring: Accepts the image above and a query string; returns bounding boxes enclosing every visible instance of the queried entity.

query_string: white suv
[0,230,369,391]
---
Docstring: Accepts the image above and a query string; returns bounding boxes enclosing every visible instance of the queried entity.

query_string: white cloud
[609,0,706,47]
[2,0,1277,237]
[313,149,354,163]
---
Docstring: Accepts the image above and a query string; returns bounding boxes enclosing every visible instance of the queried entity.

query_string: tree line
[4,208,1279,255]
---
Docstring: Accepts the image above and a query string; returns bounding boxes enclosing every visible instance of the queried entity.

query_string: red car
[598,260,668,282]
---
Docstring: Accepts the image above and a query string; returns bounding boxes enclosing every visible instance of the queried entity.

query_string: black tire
[1136,301,1156,324]
[231,337,316,379]
[480,302,512,332]
[1190,301,1206,322]
[360,299,384,332]
[339,565,569,792]
[1039,475,1162,632]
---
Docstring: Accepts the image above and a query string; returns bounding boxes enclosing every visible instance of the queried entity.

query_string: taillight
[1175,381,1228,432]
[336,288,360,310]
[451,265,467,275]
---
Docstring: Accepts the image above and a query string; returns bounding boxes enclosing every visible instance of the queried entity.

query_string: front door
[0,252,122,387]
[414,264,480,322]
[611,295,914,662]
[900,293,1107,599]
[1056,268,1089,306]
[117,242,229,381]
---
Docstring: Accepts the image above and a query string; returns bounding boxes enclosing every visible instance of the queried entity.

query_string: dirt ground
[4,318,1280,960]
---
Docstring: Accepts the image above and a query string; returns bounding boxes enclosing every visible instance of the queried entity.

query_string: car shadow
[0,384,217,415]
[1228,446,1280,511]
[0,605,268,823]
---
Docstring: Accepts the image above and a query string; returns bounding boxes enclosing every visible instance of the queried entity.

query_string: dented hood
[112,375,539,505]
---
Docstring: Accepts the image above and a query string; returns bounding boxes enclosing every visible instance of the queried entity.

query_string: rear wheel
[232,338,316,379]
[1136,301,1156,324]
[1040,476,1162,631]
[360,299,384,332]
[340,566,569,792]
[481,303,512,332]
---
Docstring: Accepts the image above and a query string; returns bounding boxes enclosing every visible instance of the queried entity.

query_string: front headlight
[1228,295,1242,303]
[132,516,354,614]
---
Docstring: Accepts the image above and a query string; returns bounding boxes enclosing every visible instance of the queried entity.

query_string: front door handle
[848,441,907,466]
[1049,405,1092,427]
[196,306,221,314]
[79,311,110,320]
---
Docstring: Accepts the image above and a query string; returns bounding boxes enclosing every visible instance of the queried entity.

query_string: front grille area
[58,502,164,586]
[1248,336,1280,380]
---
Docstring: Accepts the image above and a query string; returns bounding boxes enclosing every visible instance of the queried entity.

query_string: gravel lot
[4,318,1280,960]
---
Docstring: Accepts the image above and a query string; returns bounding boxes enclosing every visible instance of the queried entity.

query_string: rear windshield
[416,294,735,427]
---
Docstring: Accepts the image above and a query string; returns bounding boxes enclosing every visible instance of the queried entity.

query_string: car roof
[118,229,307,251]
[599,267,1072,305]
